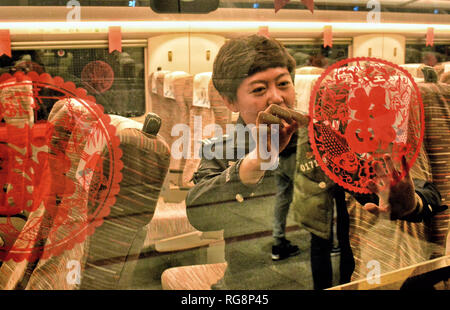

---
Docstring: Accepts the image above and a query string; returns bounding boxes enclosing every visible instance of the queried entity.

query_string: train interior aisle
[0,0,449,291]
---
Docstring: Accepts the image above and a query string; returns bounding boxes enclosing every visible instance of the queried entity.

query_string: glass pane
[0,0,448,294]
[0,47,146,119]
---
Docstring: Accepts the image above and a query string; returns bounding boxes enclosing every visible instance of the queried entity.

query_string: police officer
[186,35,305,289]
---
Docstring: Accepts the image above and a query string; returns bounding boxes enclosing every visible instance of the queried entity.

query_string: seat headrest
[193,72,212,108]
[143,112,162,135]
[295,66,325,75]
[163,71,189,99]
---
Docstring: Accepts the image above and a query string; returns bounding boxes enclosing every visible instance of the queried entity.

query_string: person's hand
[240,105,309,183]
[255,104,308,155]
[363,154,418,219]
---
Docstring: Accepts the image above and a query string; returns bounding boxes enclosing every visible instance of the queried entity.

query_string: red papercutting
[81,60,114,93]
[308,57,424,194]
[426,27,434,47]
[323,25,332,48]
[0,30,11,58]
[108,26,122,53]
[0,72,122,262]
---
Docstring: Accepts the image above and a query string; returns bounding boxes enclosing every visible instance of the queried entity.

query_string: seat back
[440,71,450,84]
[150,71,191,191]
[0,97,101,289]
[79,115,170,289]
[0,93,170,289]
[294,74,320,113]
[418,82,450,258]
[181,74,217,187]
[0,76,34,245]
[209,78,232,133]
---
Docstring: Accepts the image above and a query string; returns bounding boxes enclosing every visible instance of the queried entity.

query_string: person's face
[424,54,437,67]
[223,67,295,125]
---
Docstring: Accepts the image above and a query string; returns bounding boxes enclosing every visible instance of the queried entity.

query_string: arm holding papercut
[362,154,447,222]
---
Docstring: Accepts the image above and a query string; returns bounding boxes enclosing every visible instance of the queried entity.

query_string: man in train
[185,34,445,290]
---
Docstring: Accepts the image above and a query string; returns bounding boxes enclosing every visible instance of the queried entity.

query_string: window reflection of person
[308,53,328,68]
[423,53,438,67]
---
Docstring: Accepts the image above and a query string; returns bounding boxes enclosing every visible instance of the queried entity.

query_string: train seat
[153,70,190,155]
[0,76,34,258]
[417,81,450,257]
[294,74,320,114]
[0,98,171,289]
[179,73,227,192]
[433,61,450,79]
[295,66,324,75]
[109,114,143,131]
[0,97,106,289]
[144,74,226,254]
[164,71,191,189]
[148,71,168,122]
[440,71,450,84]
[399,63,437,83]
[161,262,227,290]
[142,74,231,289]
[154,71,232,200]
[150,71,192,203]
[78,111,171,289]
[149,71,171,144]
[209,78,233,132]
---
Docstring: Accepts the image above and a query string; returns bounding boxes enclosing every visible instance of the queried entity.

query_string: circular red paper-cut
[0,71,122,262]
[308,57,424,194]
[81,60,114,94]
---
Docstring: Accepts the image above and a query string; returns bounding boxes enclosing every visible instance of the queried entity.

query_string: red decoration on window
[323,25,332,48]
[0,30,11,58]
[108,26,122,53]
[308,57,424,194]
[426,27,434,47]
[81,60,115,93]
[0,72,122,262]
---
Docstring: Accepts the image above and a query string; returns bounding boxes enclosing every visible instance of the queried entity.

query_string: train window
[0,47,146,118]
[284,43,349,68]
[405,43,450,64]
[0,0,449,295]
[150,0,220,13]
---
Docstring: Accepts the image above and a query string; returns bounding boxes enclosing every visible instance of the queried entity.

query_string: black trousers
[310,189,355,290]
